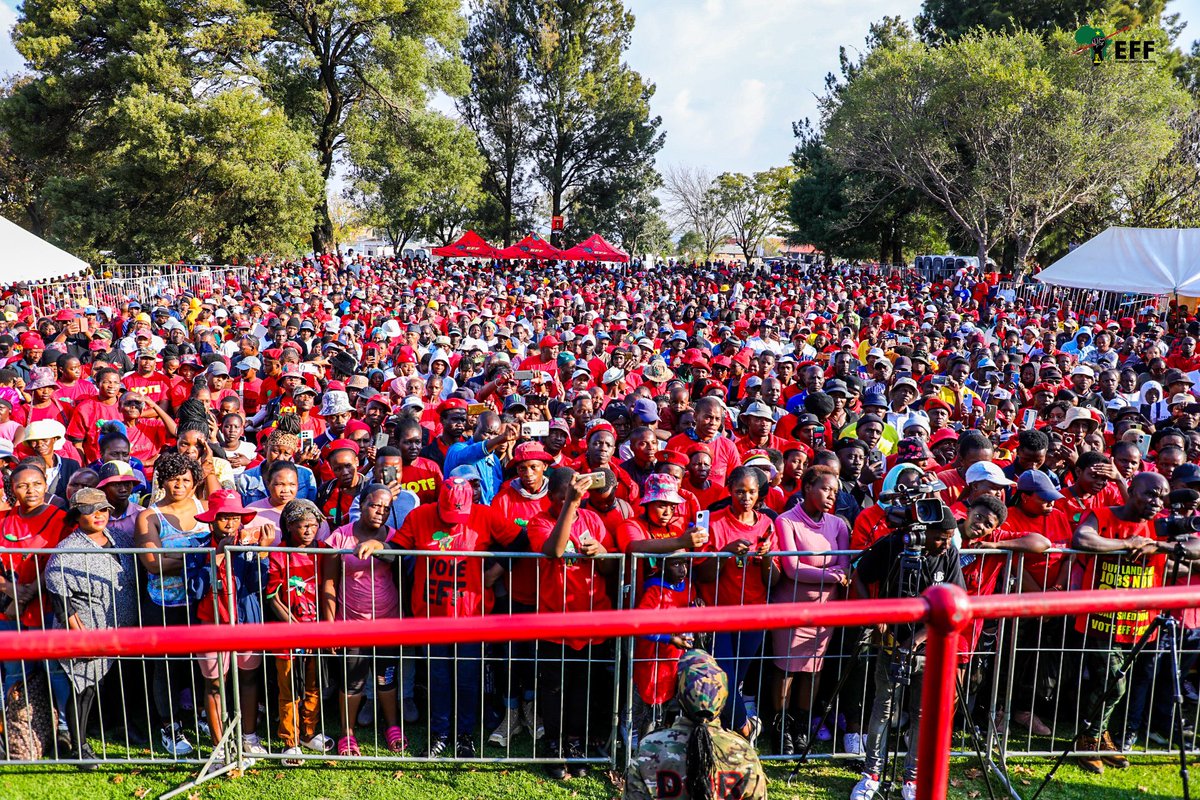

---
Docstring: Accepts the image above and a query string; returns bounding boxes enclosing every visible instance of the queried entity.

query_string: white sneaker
[281,745,303,766]
[843,732,864,755]
[901,781,917,800]
[161,724,194,758]
[302,733,335,753]
[850,773,880,800]
[242,733,268,756]
[488,706,525,746]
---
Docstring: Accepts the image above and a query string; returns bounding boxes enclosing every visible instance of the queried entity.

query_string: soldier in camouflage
[624,649,767,800]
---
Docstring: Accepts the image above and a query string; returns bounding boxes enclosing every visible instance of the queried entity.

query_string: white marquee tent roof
[1036,227,1200,295]
[0,215,87,285]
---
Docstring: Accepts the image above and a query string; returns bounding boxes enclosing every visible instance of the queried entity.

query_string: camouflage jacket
[624,718,767,799]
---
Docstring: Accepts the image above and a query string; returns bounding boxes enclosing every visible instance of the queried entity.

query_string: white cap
[964,461,1015,487]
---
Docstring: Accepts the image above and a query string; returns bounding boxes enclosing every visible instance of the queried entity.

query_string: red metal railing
[4,583,1198,799]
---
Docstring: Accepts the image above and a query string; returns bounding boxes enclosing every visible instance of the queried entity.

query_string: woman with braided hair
[234,426,318,506]
[624,650,766,800]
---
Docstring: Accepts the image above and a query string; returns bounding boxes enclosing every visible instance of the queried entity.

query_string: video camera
[880,478,948,550]
[1156,489,1200,541]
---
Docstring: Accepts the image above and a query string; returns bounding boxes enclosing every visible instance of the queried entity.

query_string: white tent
[0,214,87,284]
[1036,226,1200,295]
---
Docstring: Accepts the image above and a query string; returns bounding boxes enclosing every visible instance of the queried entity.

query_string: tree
[787,119,947,264]
[662,165,727,260]
[517,0,664,245]
[822,26,1188,270]
[4,0,321,261]
[676,230,705,259]
[916,0,1168,42]
[253,0,467,253]
[460,0,532,246]
[712,167,794,266]
[348,107,484,253]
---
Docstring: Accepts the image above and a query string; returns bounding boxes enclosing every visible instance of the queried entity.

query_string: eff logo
[1074,25,1156,63]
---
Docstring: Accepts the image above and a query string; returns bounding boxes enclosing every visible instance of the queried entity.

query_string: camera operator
[1070,471,1200,773]
[849,500,964,800]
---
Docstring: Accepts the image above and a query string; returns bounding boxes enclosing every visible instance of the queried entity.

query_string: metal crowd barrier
[2,542,1200,790]
[25,265,249,318]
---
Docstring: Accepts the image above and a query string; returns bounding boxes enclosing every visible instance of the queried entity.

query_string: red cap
[924,398,953,413]
[54,308,76,322]
[686,442,712,458]
[510,442,553,464]
[321,438,360,459]
[437,397,468,415]
[539,335,561,348]
[263,348,284,360]
[656,449,689,468]
[585,420,616,441]
[343,419,371,437]
[1031,382,1057,395]
[19,333,44,350]
[438,477,474,525]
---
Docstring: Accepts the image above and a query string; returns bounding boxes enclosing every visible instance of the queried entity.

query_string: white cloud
[0,2,21,78]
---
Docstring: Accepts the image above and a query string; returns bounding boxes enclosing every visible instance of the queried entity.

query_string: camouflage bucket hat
[676,649,728,718]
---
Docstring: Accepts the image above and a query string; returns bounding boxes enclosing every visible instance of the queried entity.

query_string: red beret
[321,438,360,459]
[437,398,468,415]
[656,449,689,468]
[924,398,953,413]
[263,348,283,360]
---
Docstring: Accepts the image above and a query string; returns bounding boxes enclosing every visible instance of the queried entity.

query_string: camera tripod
[1031,541,1193,800]
[786,539,998,800]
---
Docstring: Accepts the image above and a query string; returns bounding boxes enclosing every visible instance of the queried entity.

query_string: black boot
[790,713,810,755]
[773,713,795,756]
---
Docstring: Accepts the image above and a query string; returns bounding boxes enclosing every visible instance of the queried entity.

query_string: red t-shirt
[850,503,894,552]
[700,508,774,607]
[665,432,740,486]
[686,479,729,511]
[1001,505,1074,587]
[390,504,516,618]
[122,372,171,405]
[66,398,122,463]
[55,380,97,408]
[490,483,551,607]
[526,506,614,649]
[12,401,67,427]
[0,506,67,627]
[400,457,443,506]
[1074,506,1165,644]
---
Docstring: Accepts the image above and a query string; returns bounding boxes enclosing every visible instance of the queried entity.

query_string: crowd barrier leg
[916,584,970,800]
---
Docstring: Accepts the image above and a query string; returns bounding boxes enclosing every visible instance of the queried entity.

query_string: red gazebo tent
[431,230,500,259]
[559,233,630,263]
[497,233,563,261]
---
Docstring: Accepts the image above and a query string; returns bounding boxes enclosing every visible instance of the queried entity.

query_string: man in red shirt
[388,477,517,758]
[1070,472,1199,773]
[736,401,788,455]
[395,418,443,505]
[666,396,739,486]
[66,367,123,463]
[526,468,617,780]
[122,348,170,406]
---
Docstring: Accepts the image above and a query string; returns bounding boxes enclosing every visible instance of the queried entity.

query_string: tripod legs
[1163,617,1192,800]
[1032,612,1192,800]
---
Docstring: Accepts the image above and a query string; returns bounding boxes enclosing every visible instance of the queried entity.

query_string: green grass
[0,755,1192,799]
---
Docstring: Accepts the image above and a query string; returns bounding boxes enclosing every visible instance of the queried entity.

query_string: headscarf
[879,463,926,511]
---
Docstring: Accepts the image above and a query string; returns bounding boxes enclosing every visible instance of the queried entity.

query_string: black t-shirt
[856,531,965,643]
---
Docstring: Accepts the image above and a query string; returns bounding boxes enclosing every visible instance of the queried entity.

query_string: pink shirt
[324,523,399,621]
[773,504,851,589]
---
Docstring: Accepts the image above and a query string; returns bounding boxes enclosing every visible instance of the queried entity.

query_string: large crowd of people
[0,252,1197,798]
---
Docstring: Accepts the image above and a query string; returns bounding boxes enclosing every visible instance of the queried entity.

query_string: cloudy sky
[0,0,1197,178]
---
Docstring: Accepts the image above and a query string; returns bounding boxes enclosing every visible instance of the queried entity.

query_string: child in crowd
[631,555,695,741]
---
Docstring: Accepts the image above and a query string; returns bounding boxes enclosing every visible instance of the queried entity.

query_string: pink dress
[770,504,851,673]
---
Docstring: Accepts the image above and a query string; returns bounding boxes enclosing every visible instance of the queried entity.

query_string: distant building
[778,242,823,264]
